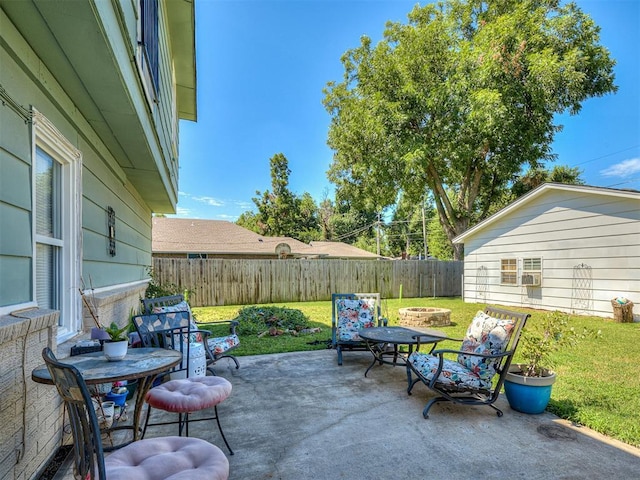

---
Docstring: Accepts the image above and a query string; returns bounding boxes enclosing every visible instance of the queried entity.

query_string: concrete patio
[56,349,640,479]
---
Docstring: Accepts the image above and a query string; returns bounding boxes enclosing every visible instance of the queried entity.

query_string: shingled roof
[308,241,381,259]
[152,217,381,259]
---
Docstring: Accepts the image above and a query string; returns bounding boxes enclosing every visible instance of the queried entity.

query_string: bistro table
[32,347,182,449]
[358,326,448,378]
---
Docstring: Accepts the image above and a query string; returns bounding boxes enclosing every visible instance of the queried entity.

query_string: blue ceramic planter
[504,364,556,415]
[104,390,128,407]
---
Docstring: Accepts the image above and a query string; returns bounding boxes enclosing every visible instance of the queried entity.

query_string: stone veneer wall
[81,283,149,333]
[0,282,148,480]
[0,308,60,480]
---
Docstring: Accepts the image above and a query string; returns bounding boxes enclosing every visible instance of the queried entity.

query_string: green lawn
[194,297,640,448]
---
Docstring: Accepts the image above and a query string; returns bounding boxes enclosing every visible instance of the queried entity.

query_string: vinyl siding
[0,6,157,308]
[462,188,640,318]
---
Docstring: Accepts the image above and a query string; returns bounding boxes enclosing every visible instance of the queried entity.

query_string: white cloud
[178,191,190,197]
[216,213,238,220]
[600,158,640,177]
[175,207,193,217]
[192,196,225,207]
[234,200,254,210]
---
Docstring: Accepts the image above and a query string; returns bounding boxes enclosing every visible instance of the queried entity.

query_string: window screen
[501,258,517,284]
[35,148,62,311]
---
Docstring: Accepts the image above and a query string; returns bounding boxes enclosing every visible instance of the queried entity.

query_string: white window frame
[32,109,83,343]
[521,257,543,286]
[136,0,160,107]
[500,258,518,285]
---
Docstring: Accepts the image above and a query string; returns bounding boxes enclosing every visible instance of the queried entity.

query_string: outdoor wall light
[107,206,116,256]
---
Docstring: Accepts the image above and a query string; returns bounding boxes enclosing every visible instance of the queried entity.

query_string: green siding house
[0,1,196,477]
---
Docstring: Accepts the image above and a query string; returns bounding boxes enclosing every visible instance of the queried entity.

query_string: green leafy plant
[234,306,312,335]
[518,311,601,377]
[103,321,129,342]
[144,267,182,299]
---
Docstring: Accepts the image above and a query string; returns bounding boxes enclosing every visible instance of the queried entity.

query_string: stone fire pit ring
[398,307,451,327]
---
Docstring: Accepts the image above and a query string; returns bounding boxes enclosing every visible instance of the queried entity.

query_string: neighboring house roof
[152,218,381,259]
[308,241,382,259]
[453,183,640,243]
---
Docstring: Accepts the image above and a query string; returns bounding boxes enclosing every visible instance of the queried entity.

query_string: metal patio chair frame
[131,315,234,454]
[331,292,387,365]
[142,294,240,373]
[41,347,229,480]
[407,306,529,418]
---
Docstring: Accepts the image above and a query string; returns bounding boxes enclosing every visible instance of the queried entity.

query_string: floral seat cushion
[457,310,515,381]
[152,301,240,356]
[336,298,375,342]
[208,334,240,355]
[408,351,491,390]
[153,301,203,342]
[408,310,515,391]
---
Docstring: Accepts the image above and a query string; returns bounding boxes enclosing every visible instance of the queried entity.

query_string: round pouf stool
[106,436,229,480]
[145,376,234,454]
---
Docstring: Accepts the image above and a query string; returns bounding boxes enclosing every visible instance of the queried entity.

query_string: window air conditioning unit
[521,272,541,286]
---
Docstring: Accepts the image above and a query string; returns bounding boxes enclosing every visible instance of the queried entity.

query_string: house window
[521,257,542,286]
[500,258,517,285]
[35,150,61,310]
[33,110,82,342]
[523,257,542,272]
[138,0,159,102]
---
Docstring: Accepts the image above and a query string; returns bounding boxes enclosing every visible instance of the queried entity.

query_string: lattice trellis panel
[476,266,488,301]
[571,263,593,314]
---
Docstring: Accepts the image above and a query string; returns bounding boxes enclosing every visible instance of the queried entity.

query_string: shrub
[145,267,183,299]
[234,306,311,335]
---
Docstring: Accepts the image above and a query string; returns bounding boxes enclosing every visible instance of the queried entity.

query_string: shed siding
[462,189,640,318]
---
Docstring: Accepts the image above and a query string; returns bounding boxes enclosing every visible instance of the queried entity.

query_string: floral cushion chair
[142,295,240,374]
[406,306,529,418]
[331,293,386,365]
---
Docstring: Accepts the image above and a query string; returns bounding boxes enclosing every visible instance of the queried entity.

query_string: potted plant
[102,322,130,361]
[504,310,599,414]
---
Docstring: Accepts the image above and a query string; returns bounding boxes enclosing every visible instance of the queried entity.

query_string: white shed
[453,183,640,319]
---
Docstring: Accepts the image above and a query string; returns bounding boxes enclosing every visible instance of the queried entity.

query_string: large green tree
[387,194,433,258]
[249,153,303,236]
[323,0,616,259]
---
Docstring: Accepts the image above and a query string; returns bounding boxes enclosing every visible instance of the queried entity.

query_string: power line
[573,145,639,166]
[604,177,640,188]
[333,221,377,241]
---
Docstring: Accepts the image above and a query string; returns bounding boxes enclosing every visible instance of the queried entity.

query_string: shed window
[501,258,517,284]
[523,257,542,271]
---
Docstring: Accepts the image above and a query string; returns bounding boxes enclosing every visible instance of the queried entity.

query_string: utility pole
[376,212,381,256]
[421,199,428,259]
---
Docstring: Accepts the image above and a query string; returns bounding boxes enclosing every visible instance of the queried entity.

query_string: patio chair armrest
[430,348,466,356]
[192,328,211,340]
[413,334,459,350]
[195,319,239,335]
[430,348,512,359]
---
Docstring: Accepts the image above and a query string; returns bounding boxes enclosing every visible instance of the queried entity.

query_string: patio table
[358,326,448,378]
[32,347,182,450]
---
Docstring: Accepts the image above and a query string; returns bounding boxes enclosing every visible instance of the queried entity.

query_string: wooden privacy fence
[152,258,463,307]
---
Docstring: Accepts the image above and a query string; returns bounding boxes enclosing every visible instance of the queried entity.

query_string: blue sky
[176,0,640,221]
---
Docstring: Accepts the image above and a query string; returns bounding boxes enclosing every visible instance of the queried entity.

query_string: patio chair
[142,294,240,374]
[41,347,229,480]
[331,293,387,365]
[132,315,234,455]
[406,306,529,418]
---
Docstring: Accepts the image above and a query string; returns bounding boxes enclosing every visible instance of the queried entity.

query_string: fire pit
[398,307,451,327]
